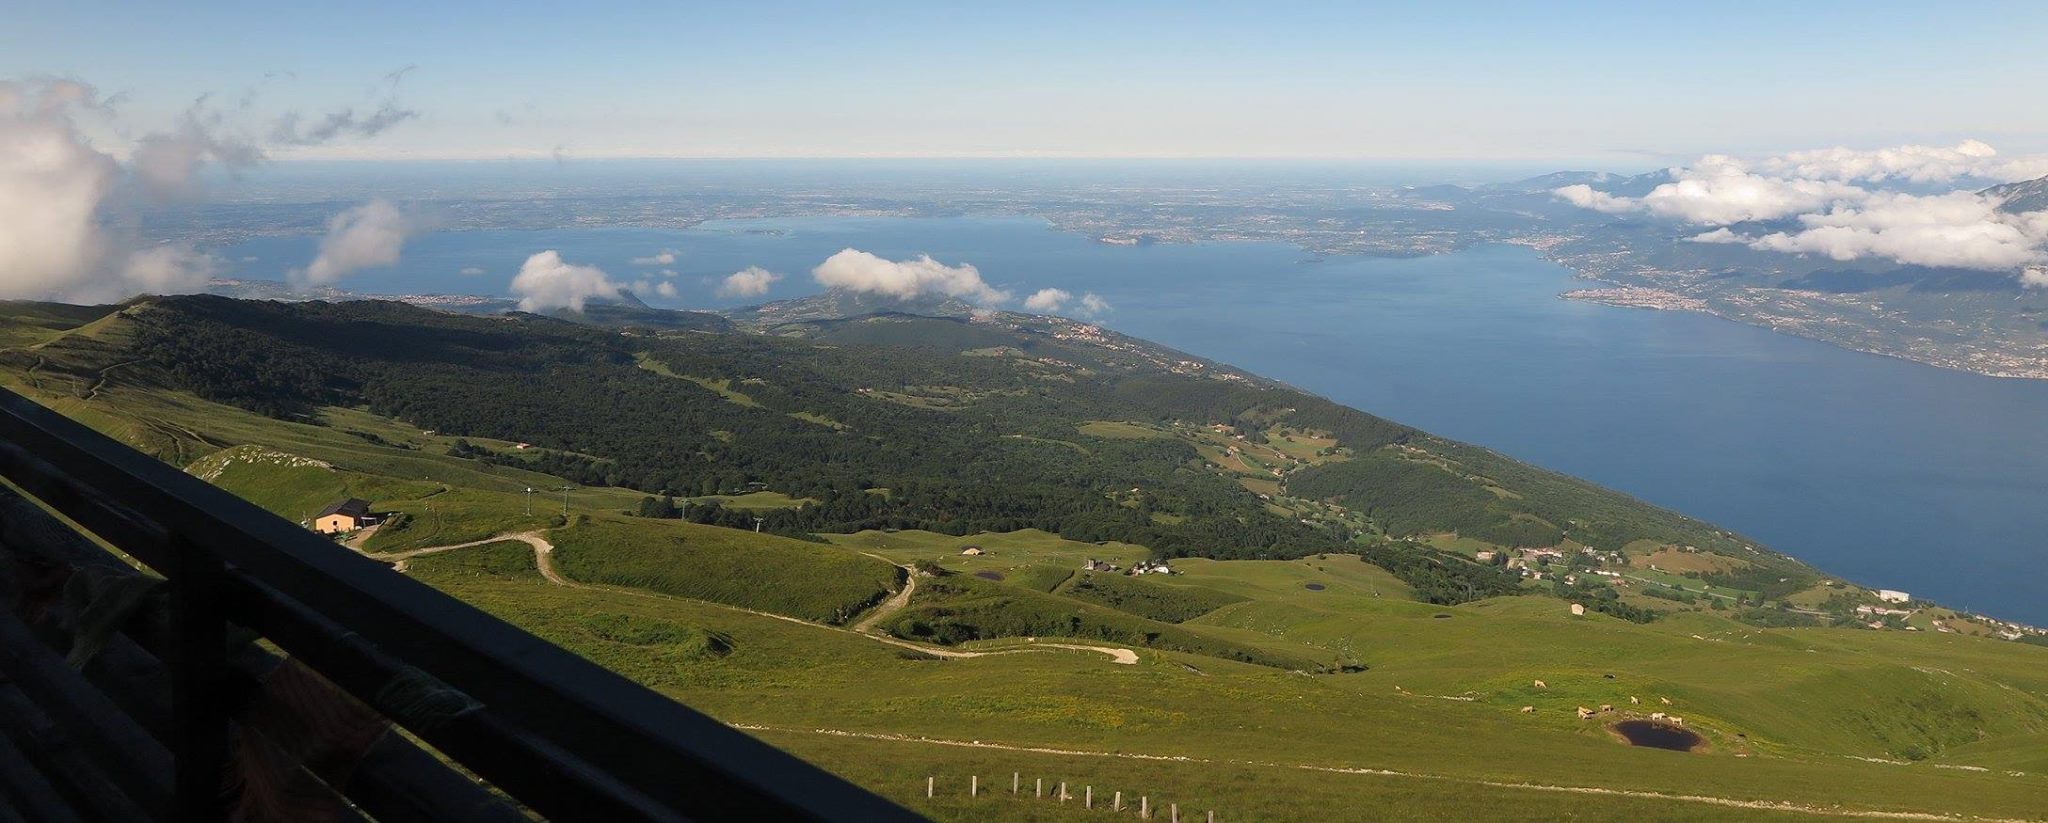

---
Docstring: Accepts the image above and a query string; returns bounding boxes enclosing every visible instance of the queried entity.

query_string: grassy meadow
[6,302,2048,820]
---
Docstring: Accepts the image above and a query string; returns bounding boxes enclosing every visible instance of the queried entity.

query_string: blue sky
[7,1,2048,164]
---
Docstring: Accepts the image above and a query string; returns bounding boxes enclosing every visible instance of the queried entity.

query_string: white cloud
[627,277,680,300]
[1,75,418,302]
[1552,184,1639,214]
[630,249,677,266]
[0,78,217,302]
[717,265,781,298]
[1747,192,2048,270]
[129,101,263,199]
[1021,287,1110,316]
[1023,287,1071,311]
[510,250,620,312]
[2024,266,2048,290]
[459,265,485,275]
[812,248,1009,304]
[1638,155,1868,225]
[1754,140,2048,185]
[1552,140,2048,274]
[119,245,221,293]
[298,199,408,284]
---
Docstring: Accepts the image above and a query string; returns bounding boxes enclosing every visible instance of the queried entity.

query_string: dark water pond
[1303,583,1326,591]
[1612,720,1704,751]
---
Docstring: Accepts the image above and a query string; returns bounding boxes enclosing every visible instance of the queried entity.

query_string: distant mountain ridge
[1983,173,2048,213]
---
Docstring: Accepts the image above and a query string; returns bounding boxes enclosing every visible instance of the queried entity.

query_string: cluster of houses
[1080,558,1176,576]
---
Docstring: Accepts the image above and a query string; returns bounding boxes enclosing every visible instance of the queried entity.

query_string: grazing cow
[1599,704,1613,712]
[1533,680,1547,689]
[1650,712,1666,720]
[1629,696,1640,705]
[1670,717,1684,725]
[1520,706,1535,713]
[1660,697,1673,706]
[1576,706,1594,720]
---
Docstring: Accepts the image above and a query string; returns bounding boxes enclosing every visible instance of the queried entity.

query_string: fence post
[927,776,933,799]
[1059,782,1067,803]
[1173,803,1179,823]
[171,536,230,821]
[1142,796,1150,819]
[1115,791,1123,811]
[1013,772,1019,795]
[971,775,978,797]
[1086,786,1092,809]
[1036,778,1043,799]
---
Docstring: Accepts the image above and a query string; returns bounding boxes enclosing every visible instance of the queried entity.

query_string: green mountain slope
[5,295,2048,820]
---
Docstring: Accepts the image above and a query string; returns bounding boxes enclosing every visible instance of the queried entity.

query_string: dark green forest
[126,295,1800,583]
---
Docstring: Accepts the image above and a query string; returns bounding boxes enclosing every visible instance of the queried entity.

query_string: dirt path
[362,533,1138,665]
[341,523,382,552]
[729,724,2038,823]
[1038,643,1138,665]
[851,554,917,634]
[845,553,1136,664]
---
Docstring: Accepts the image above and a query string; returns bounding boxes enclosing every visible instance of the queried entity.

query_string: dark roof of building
[316,498,371,519]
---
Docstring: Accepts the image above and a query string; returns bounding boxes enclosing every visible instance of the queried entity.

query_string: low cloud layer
[510,250,620,312]
[1753,140,2048,185]
[1023,288,1071,311]
[812,248,1009,304]
[629,277,679,299]
[717,266,781,298]
[630,249,677,266]
[1022,288,1111,317]
[1555,141,2048,272]
[298,199,408,284]
[1749,192,2048,271]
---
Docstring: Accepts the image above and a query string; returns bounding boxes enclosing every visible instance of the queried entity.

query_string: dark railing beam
[169,535,231,820]
[0,386,918,822]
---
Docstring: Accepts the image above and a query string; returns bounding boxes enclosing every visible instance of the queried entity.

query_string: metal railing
[0,386,918,821]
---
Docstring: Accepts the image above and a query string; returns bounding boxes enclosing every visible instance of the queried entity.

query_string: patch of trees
[1288,455,1564,547]
[125,296,1810,589]
[1058,572,1247,623]
[1639,585,1697,605]
[1732,606,1821,628]
[890,576,1323,670]
[1554,581,1659,623]
[1356,540,1524,605]
[1698,566,1815,601]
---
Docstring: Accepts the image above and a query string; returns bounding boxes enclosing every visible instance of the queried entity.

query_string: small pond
[1611,720,1705,752]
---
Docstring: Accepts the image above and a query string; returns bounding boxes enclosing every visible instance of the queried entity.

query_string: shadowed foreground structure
[0,386,917,821]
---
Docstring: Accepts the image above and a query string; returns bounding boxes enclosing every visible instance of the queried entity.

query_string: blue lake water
[221,217,2048,624]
